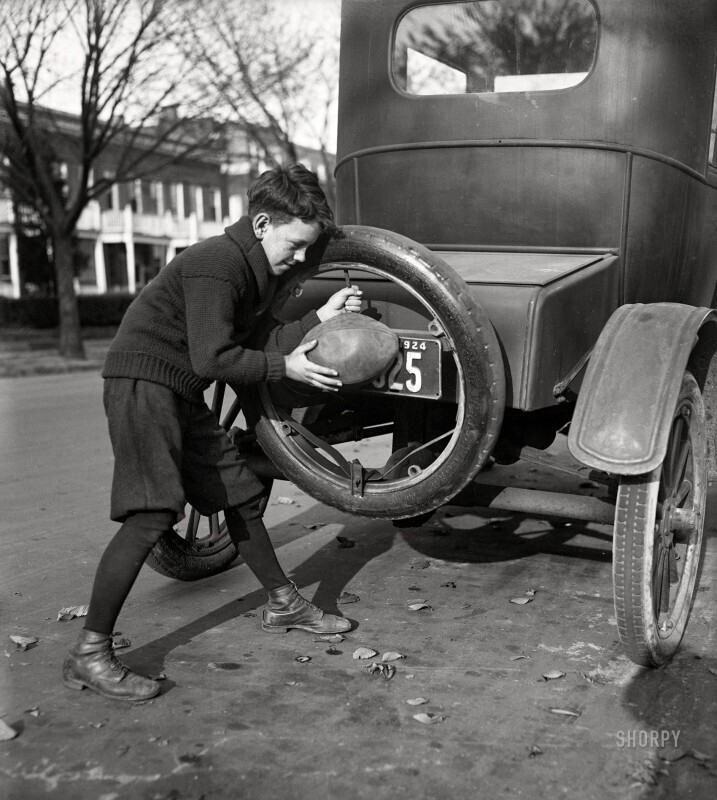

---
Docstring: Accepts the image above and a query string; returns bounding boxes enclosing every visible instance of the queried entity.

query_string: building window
[0,235,11,282]
[98,172,116,211]
[392,0,597,96]
[183,184,196,217]
[202,186,218,222]
[75,239,96,286]
[104,243,129,292]
[134,243,166,288]
[163,182,178,215]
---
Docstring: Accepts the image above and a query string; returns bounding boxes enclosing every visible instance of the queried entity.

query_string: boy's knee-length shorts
[103,378,266,523]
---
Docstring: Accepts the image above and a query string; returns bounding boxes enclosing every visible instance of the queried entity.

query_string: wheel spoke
[672,437,691,501]
[211,382,226,417]
[653,544,671,615]
[209,513,220,539]
[668,546,679,584]
[664,415,685,494]
[185,508,200,543]
[675,478,693,507]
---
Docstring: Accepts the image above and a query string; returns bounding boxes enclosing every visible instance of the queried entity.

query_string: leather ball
[301,314,399,384]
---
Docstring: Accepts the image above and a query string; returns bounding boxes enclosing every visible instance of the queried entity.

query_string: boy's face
[252,214,323,276]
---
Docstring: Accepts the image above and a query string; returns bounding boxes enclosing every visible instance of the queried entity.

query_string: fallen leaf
[410,559,431,570]
[313,634,345,643]
[353,647,379,660]
[413,712,444,724]
[0,719,18,740]
[658,746,687,763]
[381,652,405,662]
[408,602,433,612]
[511,654,531,661]
[336,536,355,548]
[295,656,312,663]
[405,673,415,679]
[708,667,717,677]
[690,749,711,763]
[274,496,295,505]
[57,604,89,621]
[112,637,131,650]
[407,697,428,706]
[441,581,457,588]
[528,745,543,758]
[510,597,533,605]
[525,588,538,597]
[549,707,581,717]
[337,592,360,604]
[542,670,566,681]
[408,586,423,591]
[10,635,38,651]
[365,662,396,680]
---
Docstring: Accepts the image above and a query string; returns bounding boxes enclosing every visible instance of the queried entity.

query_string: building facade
[0,113,333,299]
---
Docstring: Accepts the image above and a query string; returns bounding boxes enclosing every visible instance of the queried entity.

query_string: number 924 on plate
[367,337,442,399]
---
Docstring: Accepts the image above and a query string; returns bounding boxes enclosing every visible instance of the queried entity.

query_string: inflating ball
[301,314,399,384]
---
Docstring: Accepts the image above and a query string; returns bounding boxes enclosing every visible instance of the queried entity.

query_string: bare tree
[0,0,220,357]
[178,0,339,201]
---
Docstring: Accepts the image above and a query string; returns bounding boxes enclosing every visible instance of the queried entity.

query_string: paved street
[1,371,716,800]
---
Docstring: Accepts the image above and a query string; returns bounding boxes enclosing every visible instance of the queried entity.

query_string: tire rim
[256,261,470,495]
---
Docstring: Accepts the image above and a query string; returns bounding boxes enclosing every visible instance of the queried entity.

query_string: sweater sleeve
[251,309,322,355]
[183,274,286,384]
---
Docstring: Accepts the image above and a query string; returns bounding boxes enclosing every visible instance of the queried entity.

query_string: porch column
[123,205,136,294]
[94,235,107,294]
[8,231,20,298]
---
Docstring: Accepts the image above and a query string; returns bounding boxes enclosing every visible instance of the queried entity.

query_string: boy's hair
[247,162,334,230]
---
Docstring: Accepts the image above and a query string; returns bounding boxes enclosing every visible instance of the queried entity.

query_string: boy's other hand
[316,285,363,322]
[285,340,342,391]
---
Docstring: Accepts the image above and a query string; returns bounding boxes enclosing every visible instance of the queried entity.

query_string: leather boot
[62,629,161,701]
[262,582,352,634]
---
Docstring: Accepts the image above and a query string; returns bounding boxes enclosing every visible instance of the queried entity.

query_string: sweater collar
[225,216,276,302]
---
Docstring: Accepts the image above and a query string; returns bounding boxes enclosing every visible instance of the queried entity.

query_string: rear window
[393,0,598,96]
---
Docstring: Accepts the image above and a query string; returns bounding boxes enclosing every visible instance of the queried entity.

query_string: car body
[155,0,717,667]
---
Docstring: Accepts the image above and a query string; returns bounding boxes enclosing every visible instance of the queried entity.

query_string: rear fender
[568,303,717,477]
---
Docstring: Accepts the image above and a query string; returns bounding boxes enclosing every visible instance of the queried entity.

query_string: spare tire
[242,225,505,519]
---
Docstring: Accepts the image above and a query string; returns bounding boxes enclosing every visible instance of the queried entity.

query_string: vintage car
[149,0,717,668]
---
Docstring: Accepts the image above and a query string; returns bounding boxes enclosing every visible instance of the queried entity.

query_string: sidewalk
[0,328,114,378]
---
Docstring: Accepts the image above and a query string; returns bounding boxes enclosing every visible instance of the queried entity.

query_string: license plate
[365,337,442,399]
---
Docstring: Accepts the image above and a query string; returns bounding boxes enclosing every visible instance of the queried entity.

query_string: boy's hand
[316,285,363,322]
[285,340,342,391]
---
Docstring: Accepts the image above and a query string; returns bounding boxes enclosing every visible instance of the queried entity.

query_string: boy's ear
[252,212,270,239]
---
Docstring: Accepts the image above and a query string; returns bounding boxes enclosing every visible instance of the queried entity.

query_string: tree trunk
[53,232,86,359]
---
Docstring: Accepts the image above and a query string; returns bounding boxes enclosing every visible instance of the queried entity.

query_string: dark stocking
[225,501,288,590]
[84,511,175,635]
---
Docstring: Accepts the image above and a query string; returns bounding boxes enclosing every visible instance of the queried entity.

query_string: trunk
[53,232,85,359]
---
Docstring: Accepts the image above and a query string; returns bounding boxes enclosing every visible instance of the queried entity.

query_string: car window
[393,0,598,96]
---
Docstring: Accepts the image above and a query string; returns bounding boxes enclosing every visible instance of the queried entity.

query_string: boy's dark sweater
[103,216,319,401]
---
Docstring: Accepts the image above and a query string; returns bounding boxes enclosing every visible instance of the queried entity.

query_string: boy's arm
[184,275,286,385]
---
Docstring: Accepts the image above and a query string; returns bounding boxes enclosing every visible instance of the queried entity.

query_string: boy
[63,163,362,701]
